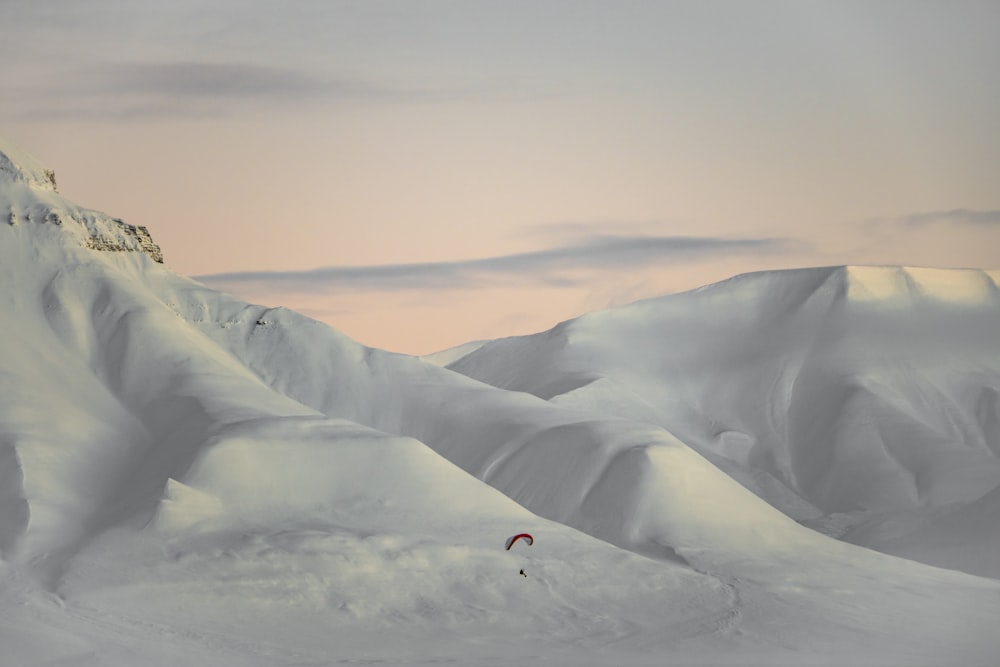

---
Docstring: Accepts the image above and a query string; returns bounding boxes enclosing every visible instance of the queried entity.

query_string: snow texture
[1,138,999,666]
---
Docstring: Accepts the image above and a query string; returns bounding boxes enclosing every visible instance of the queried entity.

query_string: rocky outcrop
[6,205,164,264]
[7,206,163,264]
[2,137,164,264]
[85,220,164,264]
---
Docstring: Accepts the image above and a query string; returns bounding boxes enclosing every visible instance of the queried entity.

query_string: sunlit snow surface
[2,138,999,665]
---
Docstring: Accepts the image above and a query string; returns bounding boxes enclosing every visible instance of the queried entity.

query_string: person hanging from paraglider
[505,532,533,577]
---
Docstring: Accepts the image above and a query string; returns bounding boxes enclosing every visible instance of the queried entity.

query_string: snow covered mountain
[446,264,1000,578]
[1,137,999,666]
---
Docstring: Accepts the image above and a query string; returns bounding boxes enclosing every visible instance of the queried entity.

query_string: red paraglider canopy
[505,533,534,550]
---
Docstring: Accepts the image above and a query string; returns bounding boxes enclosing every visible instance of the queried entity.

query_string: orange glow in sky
[4,1,999,354]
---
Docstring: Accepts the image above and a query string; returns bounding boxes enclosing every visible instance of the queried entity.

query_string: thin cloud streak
[106,62,332,99]
[1,60,477,122]
[899,209,1000,227]
[96,61,468,104]
[195,234,803,293]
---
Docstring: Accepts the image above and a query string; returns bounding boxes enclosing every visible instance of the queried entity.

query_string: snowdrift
[2,137,999,665]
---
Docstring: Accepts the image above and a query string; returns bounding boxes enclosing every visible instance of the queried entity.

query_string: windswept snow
[2,138,1000,665]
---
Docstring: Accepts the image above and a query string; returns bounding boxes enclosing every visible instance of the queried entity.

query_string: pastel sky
[4,1,999,354]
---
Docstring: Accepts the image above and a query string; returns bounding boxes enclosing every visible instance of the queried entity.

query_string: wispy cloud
[98,61,465,104]
[104,62,334,99]
[2,59,470,122]
[195,234,804,293]
[898,209,1000,227]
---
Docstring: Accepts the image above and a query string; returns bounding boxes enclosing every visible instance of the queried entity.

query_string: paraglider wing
[504,533,534,550]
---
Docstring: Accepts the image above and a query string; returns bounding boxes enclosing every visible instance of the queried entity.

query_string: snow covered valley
[2,137,999,665]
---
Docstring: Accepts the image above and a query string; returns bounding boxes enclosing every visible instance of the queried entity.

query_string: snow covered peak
[0,136,58,191]
[842,265,1000,305]
[1,136,163,263]
[634,265,1000,315]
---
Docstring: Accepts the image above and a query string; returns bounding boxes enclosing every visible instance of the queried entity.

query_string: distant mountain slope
[2,137,999,664]
[446,265,1000,577]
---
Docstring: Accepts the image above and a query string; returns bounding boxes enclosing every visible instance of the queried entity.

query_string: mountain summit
[0,136,59,191]
[0,138,163,262]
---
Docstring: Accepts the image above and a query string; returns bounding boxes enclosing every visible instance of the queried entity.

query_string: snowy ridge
[2,138,1000,665]
[448,264,1000,577]
[0,136,57,191]
[843,265,1000,304]
[1,137,163,263]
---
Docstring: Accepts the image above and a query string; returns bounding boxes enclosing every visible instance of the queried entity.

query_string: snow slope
[2,138,999,665]
[447,265,1000,578]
